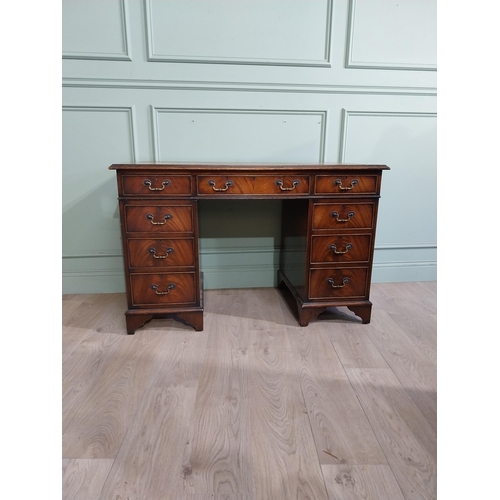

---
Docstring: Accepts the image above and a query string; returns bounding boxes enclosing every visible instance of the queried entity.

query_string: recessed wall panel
[341,111,436,250]
[347,0,437,70]
[153,109,326,162]
[62,0,130,60]
[62,107,136,256]
[146,0,332,66]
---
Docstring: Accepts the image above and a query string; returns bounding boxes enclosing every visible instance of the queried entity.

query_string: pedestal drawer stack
[114,173,202,334]
[279,170,386,326]
[306,174,382,323]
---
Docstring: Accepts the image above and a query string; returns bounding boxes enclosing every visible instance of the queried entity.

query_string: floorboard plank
[62,330,122,391]
[62,332,125,434]
[62,331,174,459]
[62,459,114,500]
[346,368,436,500]
[147,328,209,389]
[178,495,245,499]
[212,288,290,331]
[325,322,390,370]
[322,464,405,500]
[63,294,110,328]
[62,296,87,324]
[372,293,437,365]
[179,292,255,496]
[247,328,329,499]
[376,282,436,316]
[287,324,387,466]
[98,386,199,500]
[62,326,96,364]
[362,309,437,433]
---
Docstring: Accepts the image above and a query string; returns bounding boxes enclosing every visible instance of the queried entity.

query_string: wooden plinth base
[125,309,203,334]
[277,270,372,327]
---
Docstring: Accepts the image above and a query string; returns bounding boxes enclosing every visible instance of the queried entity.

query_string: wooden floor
[62,282,437,500]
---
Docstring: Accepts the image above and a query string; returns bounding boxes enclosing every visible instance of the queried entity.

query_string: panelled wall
[62,0,437,293]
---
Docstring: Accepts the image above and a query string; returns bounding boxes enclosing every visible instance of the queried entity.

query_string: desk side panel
[280,199,309,300]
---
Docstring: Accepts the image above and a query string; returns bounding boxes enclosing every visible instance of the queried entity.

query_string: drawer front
[122,175,192,196]
[127,238,195,268]
[310,234,372,264]
[130,272,196,306]
[309,268,369,300]
[197,175,310,195]
[312,202,375,230]
[124,205,194,233]
[315,175,378,195]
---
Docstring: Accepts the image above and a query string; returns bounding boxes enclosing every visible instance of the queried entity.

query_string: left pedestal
[112,168,203,334]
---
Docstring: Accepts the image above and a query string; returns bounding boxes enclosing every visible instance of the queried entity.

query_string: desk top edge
[109,162,390,171]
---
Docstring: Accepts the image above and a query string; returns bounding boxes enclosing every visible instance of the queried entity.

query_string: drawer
[130,272,196,306]
[121,174,192,196]
[124,205,194,233]
[127,238,195,268]
[310,234,372,264]
[315,175,378,195]
[312,202,375,230]
[309,268,369,300]
[197,175,310,195]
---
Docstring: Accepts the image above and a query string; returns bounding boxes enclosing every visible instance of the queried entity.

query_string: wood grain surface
[322,464,405,500]
[62,459,114,500]
[345,368,437,500]
[62,332,174,458]
[371,284,437,364]
[247,328,328,499]
[62,282,437,499]
[362,308,437,433]
[286,323,387,466]
[179,291,255,496]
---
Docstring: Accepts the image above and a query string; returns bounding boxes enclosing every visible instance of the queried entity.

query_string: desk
[109,163,389,333]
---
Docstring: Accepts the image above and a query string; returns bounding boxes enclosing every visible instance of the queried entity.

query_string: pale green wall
[62,0,437,293]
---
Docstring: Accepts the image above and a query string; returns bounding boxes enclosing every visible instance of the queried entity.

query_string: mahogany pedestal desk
[109,163,389,334]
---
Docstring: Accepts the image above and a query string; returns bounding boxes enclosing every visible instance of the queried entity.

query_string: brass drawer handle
[150,283,176,295]
[330,210,355,222]
[208,179,234,191]
[334,179,358,190]
[145,213,173,225]
[326,277,350,288]
[275,179,300,191]
[329,243,353,255]
[143,179,171,191]
[148,247,174,259]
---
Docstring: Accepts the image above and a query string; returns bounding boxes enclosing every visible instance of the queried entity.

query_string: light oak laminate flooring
[62,282,437,499]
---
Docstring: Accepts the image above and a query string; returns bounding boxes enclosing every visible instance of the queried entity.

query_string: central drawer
[130,272,196,306]
[127,238,195,268]
[197,175,310,195]
[124,204,194,233]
